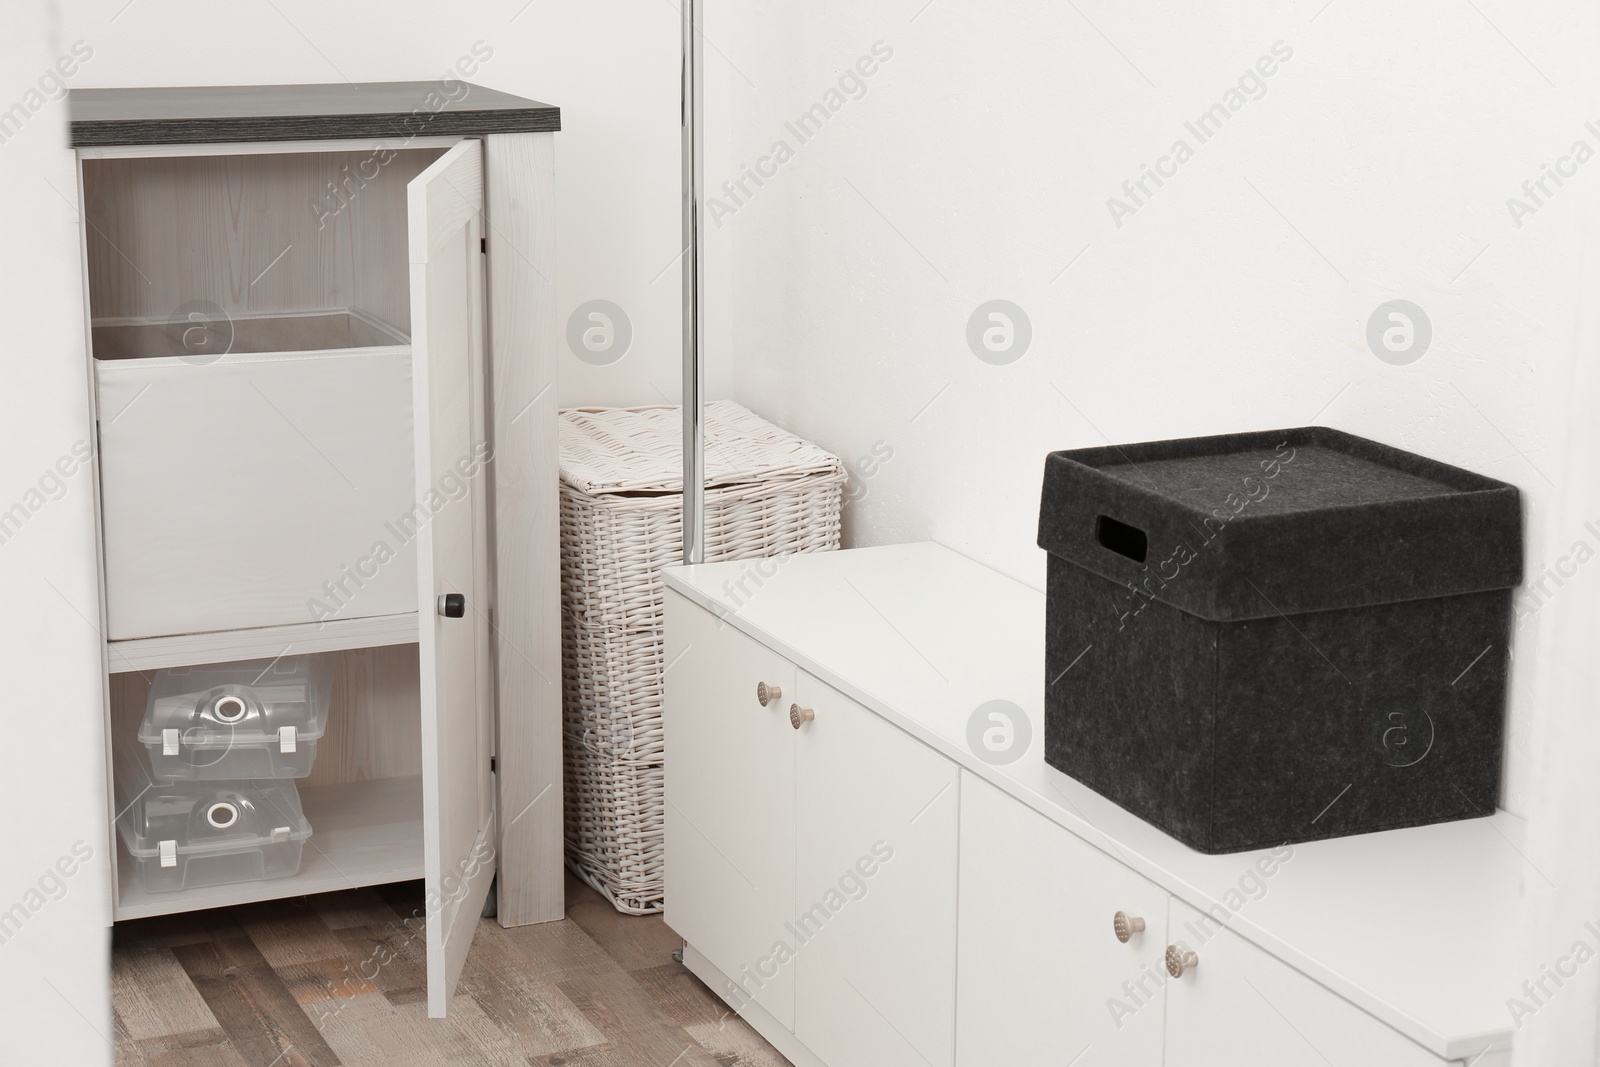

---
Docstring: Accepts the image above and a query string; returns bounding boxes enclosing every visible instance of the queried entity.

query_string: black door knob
[438,592,466,618]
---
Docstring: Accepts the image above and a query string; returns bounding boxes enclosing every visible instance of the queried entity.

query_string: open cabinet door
[408,139,497,1017]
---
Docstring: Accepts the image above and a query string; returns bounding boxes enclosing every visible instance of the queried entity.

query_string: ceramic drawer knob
[790,704,815,730]
[757,681,782,707]
[1166,945,1199,978]
[1113,911,1145,943]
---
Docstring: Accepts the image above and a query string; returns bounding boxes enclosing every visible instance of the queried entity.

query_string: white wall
[0,0,683,1059]
[715,0,1591,820]
[0,6,113,1064]
[62,0,685,411]
[711,3,1599,1060]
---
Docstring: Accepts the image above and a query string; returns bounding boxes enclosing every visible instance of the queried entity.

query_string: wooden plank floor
[112,870,790,1067]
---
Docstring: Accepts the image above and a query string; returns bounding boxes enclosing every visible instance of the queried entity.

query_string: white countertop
[663,541,1533,1062]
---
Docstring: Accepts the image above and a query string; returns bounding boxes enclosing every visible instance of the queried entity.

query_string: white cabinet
[956,771,1449,1067]
[662,548,1503,1067]
[72,82,564,1015]
[792,673,959,1067]
[664,592,959,1059]
[1163,899,1445,1067]
[956,770,1167,1067]
[663,595,799,1028]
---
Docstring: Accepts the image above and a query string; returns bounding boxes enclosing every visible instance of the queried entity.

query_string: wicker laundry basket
[559,400,846,913]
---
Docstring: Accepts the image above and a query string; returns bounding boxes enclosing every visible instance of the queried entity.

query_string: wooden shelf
[114,775,424,921]
[108,612,419,673]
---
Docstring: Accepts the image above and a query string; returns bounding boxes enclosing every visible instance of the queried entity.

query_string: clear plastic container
[115,746,312,893]
[139,655,332,780]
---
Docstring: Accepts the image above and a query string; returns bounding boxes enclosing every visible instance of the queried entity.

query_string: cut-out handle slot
[1096,515,1148,563]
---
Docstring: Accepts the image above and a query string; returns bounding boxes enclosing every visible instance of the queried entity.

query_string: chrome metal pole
[681,0,706,565]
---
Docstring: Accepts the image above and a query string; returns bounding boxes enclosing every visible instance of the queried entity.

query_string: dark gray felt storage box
[1037,426,1522,854]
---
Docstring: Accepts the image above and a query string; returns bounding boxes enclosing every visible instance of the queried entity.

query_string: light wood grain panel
[483,131,563,928]
[109,647,421,788]
[351,148,444,331]
[303,644,423,787]
[107,613,419,674]
[85,152,352,322]
[83,147,444,337]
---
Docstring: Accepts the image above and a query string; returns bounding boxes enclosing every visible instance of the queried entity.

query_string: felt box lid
[1037,426,1523,621]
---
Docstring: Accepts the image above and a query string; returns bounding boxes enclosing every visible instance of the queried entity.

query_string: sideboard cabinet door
[663,594,800,1030]
[1163,899,1448,1067]
[410,138,498,1017]
[956,770,1168,1067]
[793,672,959,1067]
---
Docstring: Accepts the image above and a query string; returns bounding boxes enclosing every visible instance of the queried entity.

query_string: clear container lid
[114,745,311,860]
[138,654,332,752]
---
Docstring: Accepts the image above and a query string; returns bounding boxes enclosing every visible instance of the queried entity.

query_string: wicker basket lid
[558,400,844,496]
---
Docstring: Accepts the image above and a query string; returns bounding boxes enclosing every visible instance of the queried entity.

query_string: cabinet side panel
[483,132,562,926]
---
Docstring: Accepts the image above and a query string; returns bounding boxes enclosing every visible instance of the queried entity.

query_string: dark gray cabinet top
[69,82,560,147]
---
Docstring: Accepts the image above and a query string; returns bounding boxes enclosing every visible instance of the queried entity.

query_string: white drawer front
[97,349,417,638]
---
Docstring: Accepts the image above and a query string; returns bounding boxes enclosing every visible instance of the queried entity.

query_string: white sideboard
[662,542,1527,1066]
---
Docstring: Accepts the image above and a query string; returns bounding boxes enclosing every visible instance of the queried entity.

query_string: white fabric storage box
[114,747,312,893]
[560,401,846,913]
[140,654,332,780]
[94,307,419,639]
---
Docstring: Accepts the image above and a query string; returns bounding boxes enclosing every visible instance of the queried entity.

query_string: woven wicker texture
[559,401,845,913]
